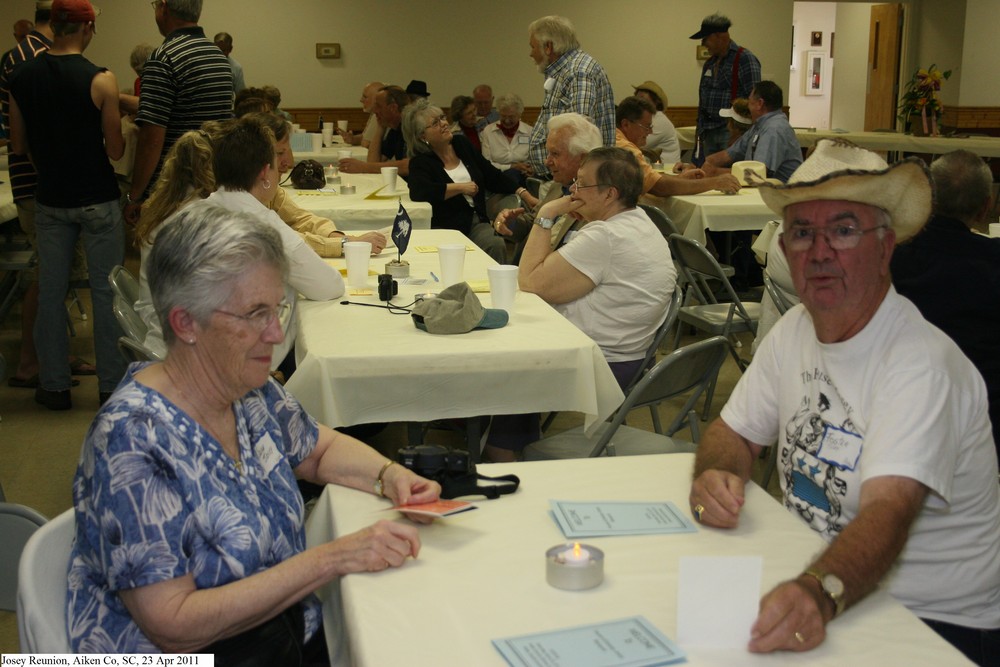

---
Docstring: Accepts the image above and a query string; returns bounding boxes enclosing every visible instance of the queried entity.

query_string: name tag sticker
[254,433,283,476]
[517,135,530,144]
[817,425,862,471]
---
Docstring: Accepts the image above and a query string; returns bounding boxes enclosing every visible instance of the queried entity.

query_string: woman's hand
[537,195,584,223]
[382,464,442,524]
[330,519,422,574]
[459,181,478,196]
[494,207,525,236]
[512,162,534,176]
[339,157,369,174]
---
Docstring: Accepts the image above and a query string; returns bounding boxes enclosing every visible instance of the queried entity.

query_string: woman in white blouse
[480,92,534,187]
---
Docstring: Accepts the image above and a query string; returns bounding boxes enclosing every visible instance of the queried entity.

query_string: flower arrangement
[897,64,951,136]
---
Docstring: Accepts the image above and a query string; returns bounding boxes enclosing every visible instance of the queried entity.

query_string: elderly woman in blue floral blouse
[68,202,440,661]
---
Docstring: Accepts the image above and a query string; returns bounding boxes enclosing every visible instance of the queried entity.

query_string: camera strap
[441,472,520,500]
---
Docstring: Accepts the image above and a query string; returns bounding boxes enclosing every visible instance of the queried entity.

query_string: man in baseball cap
[690,139,1000,664]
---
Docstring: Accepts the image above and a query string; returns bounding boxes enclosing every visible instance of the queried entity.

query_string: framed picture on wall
[811,31,822,47]
[805,51,824,95]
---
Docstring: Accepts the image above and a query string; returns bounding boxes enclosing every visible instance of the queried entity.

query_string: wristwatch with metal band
[535,216,555,229]
[802,568,845,617]
[374,460,396,498]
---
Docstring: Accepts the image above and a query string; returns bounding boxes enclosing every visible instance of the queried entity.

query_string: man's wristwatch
[534,216,555,230]
[339,236,348,253]
[802,568,845,617]
[374,460,396,498]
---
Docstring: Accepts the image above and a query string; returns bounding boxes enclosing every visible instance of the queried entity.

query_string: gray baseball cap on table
[411,282,508,334]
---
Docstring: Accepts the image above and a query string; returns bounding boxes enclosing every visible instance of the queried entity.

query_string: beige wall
[959,0,994,106]
[0,0,794,110]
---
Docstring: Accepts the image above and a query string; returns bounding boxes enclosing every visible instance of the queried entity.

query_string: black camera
[377,273,398,301]
[396,444,471,479]
[396,444,520,499]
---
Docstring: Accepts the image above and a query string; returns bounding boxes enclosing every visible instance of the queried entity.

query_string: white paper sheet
[676,555,763,649]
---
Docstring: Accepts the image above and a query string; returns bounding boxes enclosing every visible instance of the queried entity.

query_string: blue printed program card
[493,616,686,667]
[550,501,697,538]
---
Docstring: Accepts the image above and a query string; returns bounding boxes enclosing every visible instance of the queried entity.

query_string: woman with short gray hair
[481,92,533,186]
[403,99,538,262]
[68,203,441,659]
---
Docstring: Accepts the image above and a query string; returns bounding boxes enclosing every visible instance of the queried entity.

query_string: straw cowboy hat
[759,138,933,242]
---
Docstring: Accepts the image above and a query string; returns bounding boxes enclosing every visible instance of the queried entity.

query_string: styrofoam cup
[990,223,1000,238]
[310,133,322,152]
[381,166,398,192]
[321,128,333,147]
[344,242,372,287]
[437,244,466,287]
[488,265,518,313]
[337,120,348,132]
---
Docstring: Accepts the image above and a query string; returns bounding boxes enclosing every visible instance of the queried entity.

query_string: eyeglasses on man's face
[570,178,610,192]
[782,223,888,252]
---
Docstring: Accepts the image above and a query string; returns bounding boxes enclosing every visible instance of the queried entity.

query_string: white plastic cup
[381,166,398,192]
[990,223,1000,238]
[323,122,334,132]
[344,241,372,287]
[338,149,353,160]
[310,133,322,152]
[437,244,466,287]
[488,265,518,313]
[337,119,348,132]
[291,123,301,133]
[321,128,333,147]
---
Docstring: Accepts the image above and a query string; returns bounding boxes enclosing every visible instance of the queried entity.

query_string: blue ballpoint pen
[430,272,439,282]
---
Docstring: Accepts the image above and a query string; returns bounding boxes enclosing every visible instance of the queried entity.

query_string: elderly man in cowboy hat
[689,139,1000,664]
[632,80,680,165]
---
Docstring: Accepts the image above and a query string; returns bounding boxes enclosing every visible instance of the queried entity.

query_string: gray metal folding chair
[668,234,760,369]
[113,294,148,343]
[638,203,680,240]
[17,508,73,653]
[762,272,794,316]
[540,284,683,433]
[0,502,48,612]
[525,176,544,199]
[118,336,158,363]
[109,264,140,305]
[0,246,36,324]
[524,336,729,460]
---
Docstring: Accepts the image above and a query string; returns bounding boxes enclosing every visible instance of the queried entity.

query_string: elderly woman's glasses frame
[214,301,291,332]
[570,179,611,192]
[782,224,888,252]
[425,115,448,131]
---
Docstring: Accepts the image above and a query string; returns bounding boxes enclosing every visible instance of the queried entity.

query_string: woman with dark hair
[402,99,538,261]
[449,95,481,152]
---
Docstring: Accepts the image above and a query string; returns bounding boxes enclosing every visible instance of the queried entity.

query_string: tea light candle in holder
[340,184,356,195]
[546,542,604,590]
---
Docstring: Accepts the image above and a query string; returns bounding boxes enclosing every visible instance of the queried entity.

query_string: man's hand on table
[347,231,387,254]
[749,578,831,653]
[708,173,742,194]
[689,469,745,528]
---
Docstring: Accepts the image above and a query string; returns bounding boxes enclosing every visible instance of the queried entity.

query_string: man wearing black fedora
[689,139,1000,665]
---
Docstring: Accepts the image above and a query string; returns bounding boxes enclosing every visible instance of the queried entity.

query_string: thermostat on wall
[316,43,341,59]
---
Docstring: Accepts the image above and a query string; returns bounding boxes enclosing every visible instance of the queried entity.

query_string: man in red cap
[8,0,127,409]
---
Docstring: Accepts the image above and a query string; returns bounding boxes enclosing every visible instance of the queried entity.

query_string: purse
[203,604,305,667]
[290,159,326,189]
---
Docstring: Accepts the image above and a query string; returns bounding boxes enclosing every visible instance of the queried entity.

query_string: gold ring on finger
[794,631,805,644]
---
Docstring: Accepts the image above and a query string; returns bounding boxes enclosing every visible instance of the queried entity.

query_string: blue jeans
[694,125,730,165]
[34,200,126,393]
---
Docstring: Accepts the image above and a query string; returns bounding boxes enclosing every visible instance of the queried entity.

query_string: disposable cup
[291,123,301,133]
[321,128,333,147]
[338,149,353,160]
[344,242,372,287]
[488,265,518,314]
[323,122,334,132]
[381,166,398,192]
[310,133,322,152]
[337,120,348,132]
[990,223,1000,238]
[437,244,466,287]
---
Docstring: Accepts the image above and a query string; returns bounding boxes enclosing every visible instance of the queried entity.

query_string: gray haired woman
[403,98,538,261]
[68,202,441,660]
[480,92,534,186]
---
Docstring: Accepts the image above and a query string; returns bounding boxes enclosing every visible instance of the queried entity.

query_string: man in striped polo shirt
[124,0,232,225]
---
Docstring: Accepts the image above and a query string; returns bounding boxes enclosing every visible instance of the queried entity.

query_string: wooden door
[864,3,904,131]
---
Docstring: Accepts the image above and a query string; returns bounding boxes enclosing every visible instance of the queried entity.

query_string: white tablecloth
[656,188,775,245]
[305,453,969,667]
[676,125,1000,158]
[291,145,369,164]
[280,173,432,231]
[285,229,624,434]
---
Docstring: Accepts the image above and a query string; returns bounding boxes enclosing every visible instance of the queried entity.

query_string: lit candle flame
[573,542,582,559]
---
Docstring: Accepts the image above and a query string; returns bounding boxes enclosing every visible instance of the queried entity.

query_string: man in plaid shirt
[526,15,614,178]
[690,13,761,164]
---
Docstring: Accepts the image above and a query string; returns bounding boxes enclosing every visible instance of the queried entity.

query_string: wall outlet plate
[316,43,341,59]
